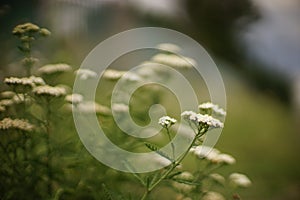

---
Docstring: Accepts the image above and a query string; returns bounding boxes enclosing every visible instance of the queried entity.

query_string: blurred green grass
[215,68,300,199]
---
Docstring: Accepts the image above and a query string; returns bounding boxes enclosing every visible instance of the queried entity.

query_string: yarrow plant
[0,23,251,200]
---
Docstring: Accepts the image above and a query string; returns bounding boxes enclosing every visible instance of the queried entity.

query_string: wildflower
[12,94,31,104]
[198,102,226,116]
[209,173,225,185]
[158,116,177,128]
[112,103,129,113]
[190,145,220,161]
[181,111,223,128]
[38,63,72,75]
[39,28,51,37]
[211,153,236,165]
[156,43,181,53]
[33,85,66,97]
[72,101,111,115]
[65,94,83,105]
[229,173,252,188]
[75,69,97,80]
[102,69,126,81]
[0,91,15,99]
[0,99,14,107]
[202,192,225,200]
[172,172,196,193]
[122,72,141,82]
[4,76,45,92]
[152,155,172,167]
[151,53,196,69]
[0,117,35,132]
[22,57,39,67]
[0,105,5,112]
[12,22,40,36]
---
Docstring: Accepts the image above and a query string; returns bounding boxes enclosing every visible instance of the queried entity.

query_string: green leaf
[171,178,201,186]
[144,142,173,162]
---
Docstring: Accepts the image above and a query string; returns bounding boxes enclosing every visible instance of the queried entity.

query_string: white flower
[198,102,226,116]
[112,103,129,113]
[65,94,83,105]
[123,72,142,82]
[0,117,35,132]
[212,153,236,165]
[151,53,196,69]
[229,173,252,188]
[38,63,72,75]
[33,85,66,97]
[0,99,14,107]
[0,91,15,99]
[202,191,225,200]
[156,43,181,53]
[12,94,31,104]
[158,116,177,128]
[190,145,220,161]
[152,155,172,167]
[75,69,97,80]
[172,172,196,193]
[182,111,223,128]
[102,69,125,81]
[209,173,225,185]
[73,101,111,115]
[4,76,44,88]
[181,111,197,120]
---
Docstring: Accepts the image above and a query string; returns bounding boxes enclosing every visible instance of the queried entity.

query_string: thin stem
[44,101,53,197]
[166,127,175,161]
[148,134,198,192]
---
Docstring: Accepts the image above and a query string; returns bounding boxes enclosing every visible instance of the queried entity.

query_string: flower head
[102,69,126,81]
[75,69,97,80]
[33,85,66,97]
[65,94,83,105]
[0,118,35,132]
[156,43,181,53]
[38,63,72,75]
[4,76,45,93]
[202,192,225,200]
[158,116,177,128]
[229,173,252,188]
[172,172,196,193]
[181,111,223,128]
[152,53,196,69]
[198,102,226,116]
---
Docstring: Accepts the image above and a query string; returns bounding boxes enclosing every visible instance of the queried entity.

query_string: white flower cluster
[4,76,45,88]
[190,145,236,165]
[65,93,83,105]
[172,172,196,193]
[209,173,226,185]
[71,101,111,115]
[33,85,66,97]
[202,191,225,200]
[102,69,126,81]
[38,63,72,75]
[229,173,252,188]
[111,103,129,113]
[158,116,177,128]
[198,102,226,116]
[75,69,97,80]
[156,43,181,53]
[181,111,223,128]
[0,117,35,132]
[151,53,196,69]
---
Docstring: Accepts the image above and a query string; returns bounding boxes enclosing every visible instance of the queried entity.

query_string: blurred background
[0,0,300,199]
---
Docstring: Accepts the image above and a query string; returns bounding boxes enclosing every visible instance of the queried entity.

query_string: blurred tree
[184,0,258,64]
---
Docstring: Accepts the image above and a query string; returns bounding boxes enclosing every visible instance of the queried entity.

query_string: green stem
[166,128,175,161]
[45,102,53,197]
[143,134,198,199]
